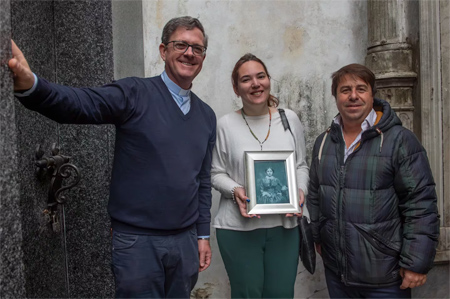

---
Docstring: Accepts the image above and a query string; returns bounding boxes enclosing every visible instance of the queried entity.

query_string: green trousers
[217,226,299,298]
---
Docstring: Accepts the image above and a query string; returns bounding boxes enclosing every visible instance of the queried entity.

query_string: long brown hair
[231,53,279,107]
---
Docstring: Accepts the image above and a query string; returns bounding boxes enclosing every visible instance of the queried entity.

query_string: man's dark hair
[331,63,376,97]
[161,16,208,48]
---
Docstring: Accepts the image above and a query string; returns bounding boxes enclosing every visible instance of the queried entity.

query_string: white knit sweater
[211,108,309,231]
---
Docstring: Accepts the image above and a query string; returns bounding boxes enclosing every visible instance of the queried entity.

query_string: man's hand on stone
[8,40,35,91]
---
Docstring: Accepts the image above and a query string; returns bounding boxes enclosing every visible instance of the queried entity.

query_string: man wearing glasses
[8,16,216,298]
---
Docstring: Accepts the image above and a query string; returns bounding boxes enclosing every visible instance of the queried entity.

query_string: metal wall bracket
[35,144,81,232]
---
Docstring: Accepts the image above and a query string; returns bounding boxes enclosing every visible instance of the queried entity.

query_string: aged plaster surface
[143,1,367,297]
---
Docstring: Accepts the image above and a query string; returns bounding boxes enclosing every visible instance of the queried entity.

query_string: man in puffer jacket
[307,63,440,298]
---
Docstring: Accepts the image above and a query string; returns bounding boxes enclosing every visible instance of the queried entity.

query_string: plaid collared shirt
[333,109,377,162]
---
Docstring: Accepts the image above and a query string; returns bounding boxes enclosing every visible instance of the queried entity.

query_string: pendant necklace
[241,107,272,151]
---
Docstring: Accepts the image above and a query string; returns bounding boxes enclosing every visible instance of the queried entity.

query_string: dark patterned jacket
[307,98,439,287]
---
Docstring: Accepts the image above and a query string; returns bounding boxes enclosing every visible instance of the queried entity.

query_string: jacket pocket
[354,225,399,257]
[348,224,401,285]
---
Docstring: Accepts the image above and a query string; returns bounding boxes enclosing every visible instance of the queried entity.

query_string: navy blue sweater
[19,76,216,236]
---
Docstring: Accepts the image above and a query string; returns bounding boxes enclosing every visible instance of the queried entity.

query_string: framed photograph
[244,151,299,214]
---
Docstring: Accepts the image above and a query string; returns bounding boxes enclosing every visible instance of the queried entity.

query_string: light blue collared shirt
[333,109,377,162]
[161,71,191,115]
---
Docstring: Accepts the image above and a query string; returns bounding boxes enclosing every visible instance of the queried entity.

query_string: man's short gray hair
[161,16,208,48]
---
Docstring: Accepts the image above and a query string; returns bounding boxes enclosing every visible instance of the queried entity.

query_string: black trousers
[325,267,411,298]
[111,227,199,298]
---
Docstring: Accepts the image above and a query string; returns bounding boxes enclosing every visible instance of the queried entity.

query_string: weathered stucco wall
[142,1,367,298]
[143,1,367,160]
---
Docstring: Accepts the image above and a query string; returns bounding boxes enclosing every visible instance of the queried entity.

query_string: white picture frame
[244,151,299,214]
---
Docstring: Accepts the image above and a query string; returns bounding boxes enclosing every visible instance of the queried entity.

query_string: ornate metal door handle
[35,144,81,232]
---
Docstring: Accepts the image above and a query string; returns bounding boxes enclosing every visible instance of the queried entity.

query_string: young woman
[211,53,309,298]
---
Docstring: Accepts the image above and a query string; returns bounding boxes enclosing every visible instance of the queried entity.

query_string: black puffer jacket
[307,98,440,287]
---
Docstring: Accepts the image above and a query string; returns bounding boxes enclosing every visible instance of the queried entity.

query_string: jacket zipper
[336,128,386,285]
[337,164,346,284]
[337,140,363,285]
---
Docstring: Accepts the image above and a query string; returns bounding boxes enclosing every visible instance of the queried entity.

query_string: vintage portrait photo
[254,161,289,204]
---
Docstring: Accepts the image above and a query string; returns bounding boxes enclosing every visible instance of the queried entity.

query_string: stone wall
[2,0,115,297]
[0,0,25,297]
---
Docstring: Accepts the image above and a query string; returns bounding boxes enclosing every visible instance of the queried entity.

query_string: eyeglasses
[165,41,207,56]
